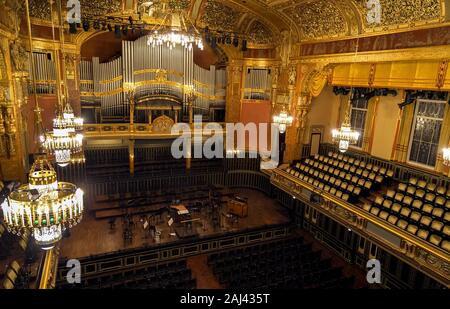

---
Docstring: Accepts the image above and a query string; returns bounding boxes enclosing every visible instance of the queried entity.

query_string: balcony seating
[285,152,393,203]
[207,237,355,289]
[364,177,450,253]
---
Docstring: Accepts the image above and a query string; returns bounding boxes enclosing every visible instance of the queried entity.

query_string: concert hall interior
[0,0,450,291]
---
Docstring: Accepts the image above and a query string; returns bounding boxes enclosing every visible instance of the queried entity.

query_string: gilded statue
[288,65,297,87]
[277,30,292,68]
[271,67,279,87]
[10,41,29,72]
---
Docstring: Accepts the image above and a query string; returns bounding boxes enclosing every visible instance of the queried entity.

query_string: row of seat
[398,179,450,200]
[285,166,352,202]
[325,152,394,177]
[364,177,450,252]
[208,237,355,289]
[57,259,196,289]
[306,154,392,186]
[363,202,449,252]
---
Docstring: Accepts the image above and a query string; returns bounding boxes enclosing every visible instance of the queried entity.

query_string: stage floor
[59,188,292,259]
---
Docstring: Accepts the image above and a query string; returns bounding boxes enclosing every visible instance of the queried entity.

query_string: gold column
[188,100,193,124]
[130,93,135,127]
[129,139,135,175]
[283,65,299,163]
[225,63,243,123]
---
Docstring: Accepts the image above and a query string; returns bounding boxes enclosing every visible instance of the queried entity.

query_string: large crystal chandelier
[443,148,450,167]
[332,97,360,153]
[273,106,294,134]
[1,156,84,250]
[146,0,203,50]
[332,37,360,154]
[42,100,84,167]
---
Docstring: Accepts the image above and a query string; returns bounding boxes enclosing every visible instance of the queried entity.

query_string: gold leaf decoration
[247,21,274,45]
[29,0,51,21]
[355,0,442,28]
[200,0,242,32]
[80,0,122,18]
[282,1,347,39]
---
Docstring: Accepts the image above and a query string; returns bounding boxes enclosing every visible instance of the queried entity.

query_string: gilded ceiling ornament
[29,0,52,21]
[80,0,122,18]
[200,0,242,32]
[355,0,442,28]
[0,0,24,36]
[247,21,274,45]
[282,1,346,39]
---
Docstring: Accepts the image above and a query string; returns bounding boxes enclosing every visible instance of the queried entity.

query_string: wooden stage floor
[59,188,292,259]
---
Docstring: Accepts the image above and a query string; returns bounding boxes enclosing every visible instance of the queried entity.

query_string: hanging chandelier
[146,1,203,50]
[443,148,450,167]
[63,100,84,133]
[41,101,84,167]
[1,156,83,250]
[273,106,293,134]
[332,97,360,153]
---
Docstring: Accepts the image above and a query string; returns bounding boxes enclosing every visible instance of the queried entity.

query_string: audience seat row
[208,237,355,289]
[363,178,450,253]
[284,153,393,203]
[57,259,195,289]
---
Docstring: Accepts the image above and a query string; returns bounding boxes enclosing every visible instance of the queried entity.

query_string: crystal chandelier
[273,106,294,134]
[146,1,203,50]
[42,100,84,167]
[63,100,84,133]
[443,148,450,166]
[332,97,360,153]
[1,156,84,250]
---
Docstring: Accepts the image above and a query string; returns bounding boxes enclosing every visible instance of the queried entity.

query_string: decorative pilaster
[393,103,415,163]
[129,139,135,175]
[362,96,380,153]
[225,62,243,123]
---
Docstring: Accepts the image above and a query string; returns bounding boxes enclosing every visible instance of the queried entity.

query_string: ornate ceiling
[27,0,449,44]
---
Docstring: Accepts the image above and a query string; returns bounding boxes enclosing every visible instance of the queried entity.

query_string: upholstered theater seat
[406,224,419,235]
[429,234,442,246]
[409,211,422,223]
[387,215,398,225]
[431,207,444,218]
[441,240,450,252]
[430,220,444,233]
[416,229,429,240]
[396,219,408,230]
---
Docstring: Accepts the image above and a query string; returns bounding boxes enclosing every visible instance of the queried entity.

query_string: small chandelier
[63,100,84,133]
[443,148,450,166]
[42,100,84,167]
[273,106,293,134]
[332,98,360,153]
[1,156,84,250]
[146,1,203,50]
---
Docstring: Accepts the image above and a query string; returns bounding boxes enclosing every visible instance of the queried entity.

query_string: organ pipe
[80,35,226,121]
